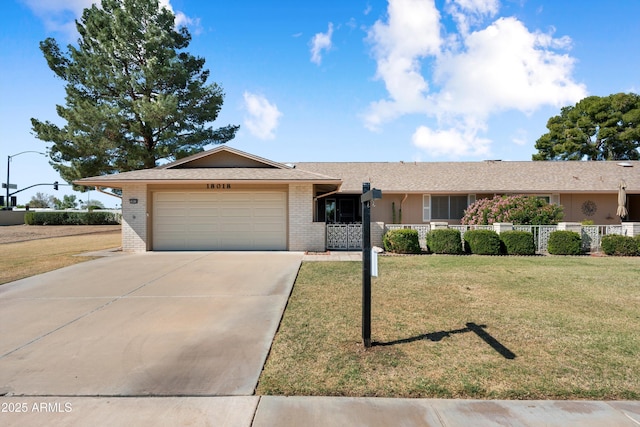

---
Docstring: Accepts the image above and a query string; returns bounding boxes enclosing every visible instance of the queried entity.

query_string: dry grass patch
[0,231,121,285]
[257,256,640,399]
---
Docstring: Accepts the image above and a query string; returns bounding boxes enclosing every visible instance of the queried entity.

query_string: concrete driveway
[0,252,302,397]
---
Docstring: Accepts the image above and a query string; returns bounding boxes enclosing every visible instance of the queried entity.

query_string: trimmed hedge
[25,211,121,226]
[426,228,463,255]
[500,230,536,255]
[383,229,422,254]
[601,234,640,256]
[463,229,502,255]
[547,230,582,255]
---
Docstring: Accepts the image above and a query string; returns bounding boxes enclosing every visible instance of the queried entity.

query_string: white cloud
[22,0,96,35]
[158,0,201,33]
[365,0,587,158]
[412,125,491,158]
[22,0,198,37]
[446,0,499,34]
[511,128,528,146]
[243,92,282,140]
[310,23,334,65]
[433,17,586,121]
[364,0,441,129]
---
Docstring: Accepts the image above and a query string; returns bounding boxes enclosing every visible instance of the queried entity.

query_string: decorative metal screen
[347,224,363,249]
[581,226,599,251]
[513,225,557,253]
[326,224,362,250]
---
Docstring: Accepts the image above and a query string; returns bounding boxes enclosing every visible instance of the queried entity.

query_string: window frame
[423,194,476,222]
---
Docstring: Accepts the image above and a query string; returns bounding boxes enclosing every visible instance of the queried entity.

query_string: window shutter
[423,195,431,221]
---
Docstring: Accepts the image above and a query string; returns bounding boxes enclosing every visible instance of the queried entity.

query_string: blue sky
[1,0,639,208]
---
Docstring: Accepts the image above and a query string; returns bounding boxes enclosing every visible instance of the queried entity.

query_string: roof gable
[160,146,290,169]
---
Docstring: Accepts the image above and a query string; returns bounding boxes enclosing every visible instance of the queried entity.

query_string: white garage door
[153,191,287,250]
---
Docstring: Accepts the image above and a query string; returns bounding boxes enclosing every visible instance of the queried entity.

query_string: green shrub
[463,229,502,255]
[426,229,463,254]
[500,230,536,255]
[547,230,582,255]
[383,229,421,254]
[24,212,36,225]
[23,211,121,225]
[601,235,639,256]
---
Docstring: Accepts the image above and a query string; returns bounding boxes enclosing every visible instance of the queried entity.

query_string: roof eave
[73,178,342,188]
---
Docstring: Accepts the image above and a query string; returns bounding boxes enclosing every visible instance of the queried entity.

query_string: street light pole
[5,151,46,209]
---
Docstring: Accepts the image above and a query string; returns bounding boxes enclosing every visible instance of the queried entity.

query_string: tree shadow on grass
[373,322,516,360]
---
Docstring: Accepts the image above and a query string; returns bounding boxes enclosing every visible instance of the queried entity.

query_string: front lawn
[0,231,121,285]
[257,256,640,399]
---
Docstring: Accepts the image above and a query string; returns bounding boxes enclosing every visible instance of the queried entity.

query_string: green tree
[31,0,238,191]
[55,194,79,209]
[81,199,106,210]
[533,93,640,161]
[28,192,56,208]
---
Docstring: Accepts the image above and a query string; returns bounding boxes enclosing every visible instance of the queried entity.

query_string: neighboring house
[75,146,640,252]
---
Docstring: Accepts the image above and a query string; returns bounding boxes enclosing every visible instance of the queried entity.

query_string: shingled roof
[74,146,640,194]
[294,161,640,194]
[74,146,340,186]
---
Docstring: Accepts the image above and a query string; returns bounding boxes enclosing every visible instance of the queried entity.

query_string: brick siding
[288,184,325,251]
[121,184,148,252]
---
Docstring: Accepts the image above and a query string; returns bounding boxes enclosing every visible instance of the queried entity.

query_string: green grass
[257,256,640,399]
[0,232,121,285]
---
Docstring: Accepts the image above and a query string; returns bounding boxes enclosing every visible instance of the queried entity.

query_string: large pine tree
[31,0,238,188]
[533,93,640,161]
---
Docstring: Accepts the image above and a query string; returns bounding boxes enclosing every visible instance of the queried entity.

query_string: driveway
[0,252,302,397]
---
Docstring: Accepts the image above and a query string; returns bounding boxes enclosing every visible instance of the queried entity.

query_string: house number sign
[206,183,232,189]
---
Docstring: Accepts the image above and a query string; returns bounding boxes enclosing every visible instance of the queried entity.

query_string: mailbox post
[361,182,382,348]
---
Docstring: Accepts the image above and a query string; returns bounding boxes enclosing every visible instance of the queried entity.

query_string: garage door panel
[254,207,285,216]
[189,208,220,218]
[153,191,287,251]
[220,208,253,217]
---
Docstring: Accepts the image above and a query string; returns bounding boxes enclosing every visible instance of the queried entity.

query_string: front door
[338,199,355,223]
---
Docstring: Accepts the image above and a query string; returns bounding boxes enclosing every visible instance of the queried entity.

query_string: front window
[423,194,473,221]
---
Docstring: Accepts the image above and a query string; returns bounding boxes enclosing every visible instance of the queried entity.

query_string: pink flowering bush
[461,195,563,225]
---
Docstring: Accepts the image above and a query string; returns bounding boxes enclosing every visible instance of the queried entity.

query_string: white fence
[326,222,629,252]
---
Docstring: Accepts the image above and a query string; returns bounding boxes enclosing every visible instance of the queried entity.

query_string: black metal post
[362,182,372,348]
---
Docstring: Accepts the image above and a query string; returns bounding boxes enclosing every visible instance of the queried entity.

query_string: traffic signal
[53,181,59,190]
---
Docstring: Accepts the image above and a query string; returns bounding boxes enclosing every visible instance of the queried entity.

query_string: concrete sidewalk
[2,395,639,426]
[303,251,362,261]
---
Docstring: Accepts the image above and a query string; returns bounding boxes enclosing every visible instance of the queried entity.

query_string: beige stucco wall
[371,194,425,224]
[559,193,620,224]
[373,192,625,227]
[0,211,26,226]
